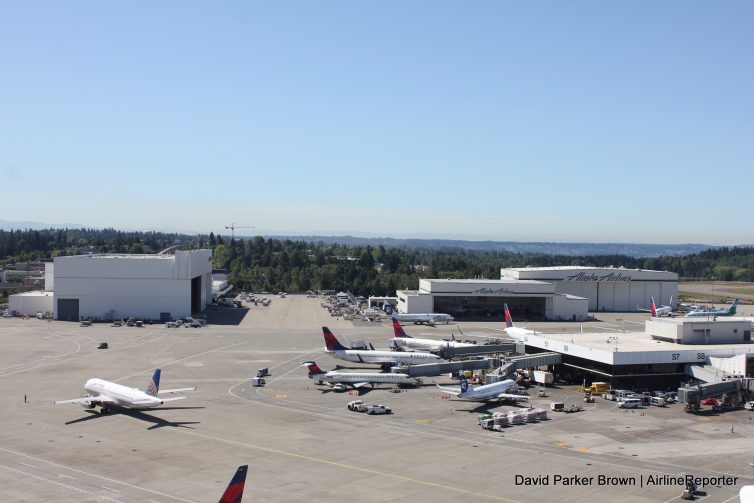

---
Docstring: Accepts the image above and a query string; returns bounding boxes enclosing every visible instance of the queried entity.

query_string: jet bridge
[496,352,563,379]
[391,358,501,378]
[439,343,518,360]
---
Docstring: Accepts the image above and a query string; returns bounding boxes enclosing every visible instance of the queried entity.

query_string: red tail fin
[218,465,247,503]
[322,327,347,351]
[392,320,410,338]
[650,297,657,317]
[304,361,325,375]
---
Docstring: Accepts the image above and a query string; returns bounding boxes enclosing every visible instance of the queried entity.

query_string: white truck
[532,370,554,386]
[347,400,367,412]
[366,404,392,415]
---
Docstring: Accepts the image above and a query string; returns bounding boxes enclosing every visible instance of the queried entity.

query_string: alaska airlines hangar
[501,266,678,312]
[395,267,677,321]
[396,279,589,321]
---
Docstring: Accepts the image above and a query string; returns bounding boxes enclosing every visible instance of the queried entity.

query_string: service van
[649,396,666,407]
[618,398,642,409]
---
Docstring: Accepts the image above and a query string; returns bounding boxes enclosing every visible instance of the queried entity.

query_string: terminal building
[519,317,754,389]
[8,250,213,321]
[395,267,677,321]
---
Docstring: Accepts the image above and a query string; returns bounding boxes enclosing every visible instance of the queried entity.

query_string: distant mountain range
[0,220,731,258]
[267,235,716,258]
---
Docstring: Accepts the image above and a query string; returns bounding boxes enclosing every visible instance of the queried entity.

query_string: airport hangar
[519,317,754,389]
[8,250,213,321]
[395,267,678,321]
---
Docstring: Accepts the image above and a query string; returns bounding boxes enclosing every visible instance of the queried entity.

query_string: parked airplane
[54,369,196,412]
[382,304,454,326]
[503,304,536,339]
[391,317,476,352]
[638,296,673,317]
[434,375,528,402]
[323,327,443,366]
[219,465,248,503]
[685,299,738,317]
[304,361,418,389]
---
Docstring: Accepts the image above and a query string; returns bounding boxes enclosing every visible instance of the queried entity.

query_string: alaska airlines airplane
[434,375,528,402]
[55,369,196,411]
[219,465,248,503]
[391,317,475,352]
[323,327,443,366]
[503,304,536,339]
[685,299,738,317]
[383,304,453,326]
[304,361,418,389]
[638,296,673,317]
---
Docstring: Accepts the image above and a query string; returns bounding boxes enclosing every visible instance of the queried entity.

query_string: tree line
[1,229,753,296]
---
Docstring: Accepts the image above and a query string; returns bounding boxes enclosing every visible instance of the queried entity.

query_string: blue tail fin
[146,369,161,397]
[460,376,469,393]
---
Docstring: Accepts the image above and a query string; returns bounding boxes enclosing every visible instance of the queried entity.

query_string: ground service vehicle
[348,400,367,412]
[366,404,392,414]
[251,377,265,387]
[550,402,565,412]
[650,396,666,407]
[745,401,754,411]
[618,398,641,408]
[97,342,108,349]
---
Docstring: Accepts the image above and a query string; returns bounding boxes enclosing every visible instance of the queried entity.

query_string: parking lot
[0,295,752,502]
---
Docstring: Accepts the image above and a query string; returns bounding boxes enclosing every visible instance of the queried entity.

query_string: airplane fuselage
[84,378,163,409]
[325,348,442,365]
[456,379,520,401]
[318,371,417,386]
[392,313,454,325]
[392,337,475,352]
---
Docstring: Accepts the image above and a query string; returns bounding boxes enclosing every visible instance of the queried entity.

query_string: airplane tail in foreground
[322,327,348,351]
[504,304,514,328]
[392,319,411,338]
[218,465,248,503]
[303,361,326,377]
[145,369,161,397]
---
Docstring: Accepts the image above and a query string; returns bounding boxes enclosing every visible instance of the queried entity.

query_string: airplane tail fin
[145,369,161,397]
[392,319,411,338]
[303,361,325,377]
[504,304,514,328]
[383,303,394,314]
[218,465,248,503]
[650,297,657,317]
[322,327,348,351]
[730,299,738,313]
[460,375,469,393]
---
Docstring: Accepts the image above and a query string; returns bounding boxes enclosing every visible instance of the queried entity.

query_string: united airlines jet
[55,369,196,412]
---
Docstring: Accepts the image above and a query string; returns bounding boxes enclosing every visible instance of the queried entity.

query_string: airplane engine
[79,400,97,409]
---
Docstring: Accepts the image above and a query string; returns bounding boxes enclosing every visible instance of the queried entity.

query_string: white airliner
[434,375,528,402]
[383,304,453,326]
[391,317,476,352]
[304,361,418,389]
[323,327,443,366]
[638,296,673,317]
[54,369,196,411]
[503,304,536,339]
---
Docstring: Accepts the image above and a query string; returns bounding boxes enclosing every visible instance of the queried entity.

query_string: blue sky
[1,2,752,244]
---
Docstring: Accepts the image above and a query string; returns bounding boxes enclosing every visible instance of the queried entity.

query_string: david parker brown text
[515,474,738,488]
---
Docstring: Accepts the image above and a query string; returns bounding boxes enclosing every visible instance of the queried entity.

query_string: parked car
[97,342,109,349]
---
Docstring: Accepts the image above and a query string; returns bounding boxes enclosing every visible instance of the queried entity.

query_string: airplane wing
[130,397,186,406]
[352,382,370,389]
[432,382,460,395]
[498,393,528,401]
[54,395,117,405]
[159,397,187,403]
[158,387,197,394]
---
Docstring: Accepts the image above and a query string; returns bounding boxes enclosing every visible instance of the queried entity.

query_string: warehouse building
[9,250,213,321]
[501,266,678,312]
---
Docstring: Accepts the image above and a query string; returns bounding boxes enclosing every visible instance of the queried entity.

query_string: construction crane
[225,223,254,241]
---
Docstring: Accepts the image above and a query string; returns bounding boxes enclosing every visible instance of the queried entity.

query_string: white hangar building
[396,279,589,321]
[501,266,678,312]
[45,250,213,321]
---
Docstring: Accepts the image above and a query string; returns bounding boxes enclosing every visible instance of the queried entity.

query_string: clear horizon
[2,2,752,245]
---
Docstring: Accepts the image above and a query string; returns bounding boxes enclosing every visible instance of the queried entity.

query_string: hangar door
[191,276,202,313]
[57,299,79,321]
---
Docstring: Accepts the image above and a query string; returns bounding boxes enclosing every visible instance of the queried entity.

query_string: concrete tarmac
[0,295,752,502]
